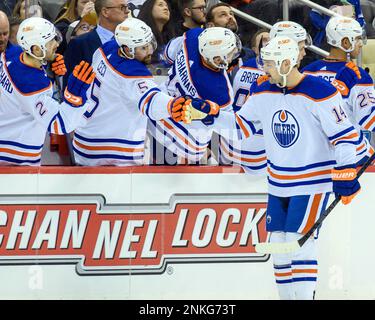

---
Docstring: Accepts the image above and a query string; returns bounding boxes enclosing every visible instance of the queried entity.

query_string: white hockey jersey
[0,51,87,165]
[148,28,234,164]
[219,57,267,174]
[215,75,359,197]
[302,59,375,161]
[73,39,175,166]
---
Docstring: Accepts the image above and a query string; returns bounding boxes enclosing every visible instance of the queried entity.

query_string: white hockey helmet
[270,21,312,47]
[326,16,363,52]
[261,35,299,87]
[198,27,241,70]
[115,18,157,59]
[17,17,61,61]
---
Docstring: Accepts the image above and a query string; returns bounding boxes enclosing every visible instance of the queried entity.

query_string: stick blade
[255,241,301,254]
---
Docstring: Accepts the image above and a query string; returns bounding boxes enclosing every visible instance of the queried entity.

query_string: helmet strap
[120,45,135,59]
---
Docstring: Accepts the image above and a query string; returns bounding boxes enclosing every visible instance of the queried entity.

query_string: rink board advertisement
[0,166,374,299]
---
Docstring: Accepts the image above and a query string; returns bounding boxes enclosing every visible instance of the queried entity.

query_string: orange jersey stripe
[53,120,59,135]
[332,132,359,145]
[292,269,318,274]
[302,194,322,234]
[221,142,266,163]
[235,114,250,138]
[364,116,375,130]
[74,140,144,153]
[161,120,207,152]
[274,272,292,277]
[0,147,41,157]
[267,168,331,180]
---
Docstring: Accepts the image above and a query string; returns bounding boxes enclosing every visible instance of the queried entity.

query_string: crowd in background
[1,0,375,69]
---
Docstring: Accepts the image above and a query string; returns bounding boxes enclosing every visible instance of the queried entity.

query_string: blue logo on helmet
[271,110,300,148]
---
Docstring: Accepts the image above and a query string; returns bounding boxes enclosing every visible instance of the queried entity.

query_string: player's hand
[51,54,67,76]
[332,62,361,98]
[332,165,361,205]
[169,97,191,122]
[182,97,220,125]
[64,61,96,107]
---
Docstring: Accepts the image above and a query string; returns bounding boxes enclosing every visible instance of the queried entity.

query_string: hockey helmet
[115,18,157,59]
[326,16,363,52]
[261,35,299,87]
[17,17,61,61]
[198,27,242,70]
[270,21,312,47]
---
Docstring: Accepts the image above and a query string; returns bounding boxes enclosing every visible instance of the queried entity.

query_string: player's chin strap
[276,64,293,88]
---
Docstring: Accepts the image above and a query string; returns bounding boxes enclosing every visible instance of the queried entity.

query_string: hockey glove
[169,97,192,122]
[332,165,361,205]
[51,54,67,76]
[64,61,96,107]
[182,97,220,125]
[332,62,361,98]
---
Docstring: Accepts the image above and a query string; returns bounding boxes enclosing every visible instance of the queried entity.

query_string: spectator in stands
[8,15,22,46]
[63,0,129,87]
[12,0,26,20]
[175,0,207,36]
[0,0,17,16]
[65,19,96,44]
[55,0,98,54]
[138,0,176,64]
[0,11,10,54]
[206,2,254,77]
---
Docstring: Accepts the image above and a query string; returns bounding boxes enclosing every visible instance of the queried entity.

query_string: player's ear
[205,22,215,28]
[31,45,43,58]
[341,37,351,51]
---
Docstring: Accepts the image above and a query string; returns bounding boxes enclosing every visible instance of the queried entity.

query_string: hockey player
[0,17,95,165]
[302,16,374,164]
[72,18,193,166]
[220,21,310,173]
[184,36,361,299]
[147,26,239,165]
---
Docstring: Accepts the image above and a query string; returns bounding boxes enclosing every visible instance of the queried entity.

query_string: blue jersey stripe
[292,277,317,282]
[222,139,265,156]
[268,177,332,187]
[73,146,143,160]
[0,140,43,150]
[276,279,293,284]
[358,106,375,126]
[267,160,336,172]
[292,260,318,265]
[167,119,210,147]
[138,87,160,113]
[57,113,67,134]
[155,123,206,156]
[74,133,144,145]
[274,264,291,270]
[328,126,355,141]
[0,156,41,164]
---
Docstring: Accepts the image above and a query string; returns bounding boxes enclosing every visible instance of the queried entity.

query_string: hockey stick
[255,151,375,254]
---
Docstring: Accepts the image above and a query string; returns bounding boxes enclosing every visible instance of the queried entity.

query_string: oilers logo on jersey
[272,110,300,148]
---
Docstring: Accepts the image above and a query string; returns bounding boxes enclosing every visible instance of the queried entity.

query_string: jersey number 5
[84,78,101,119]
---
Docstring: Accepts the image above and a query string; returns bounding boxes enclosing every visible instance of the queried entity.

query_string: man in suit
[63,0,129,87]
